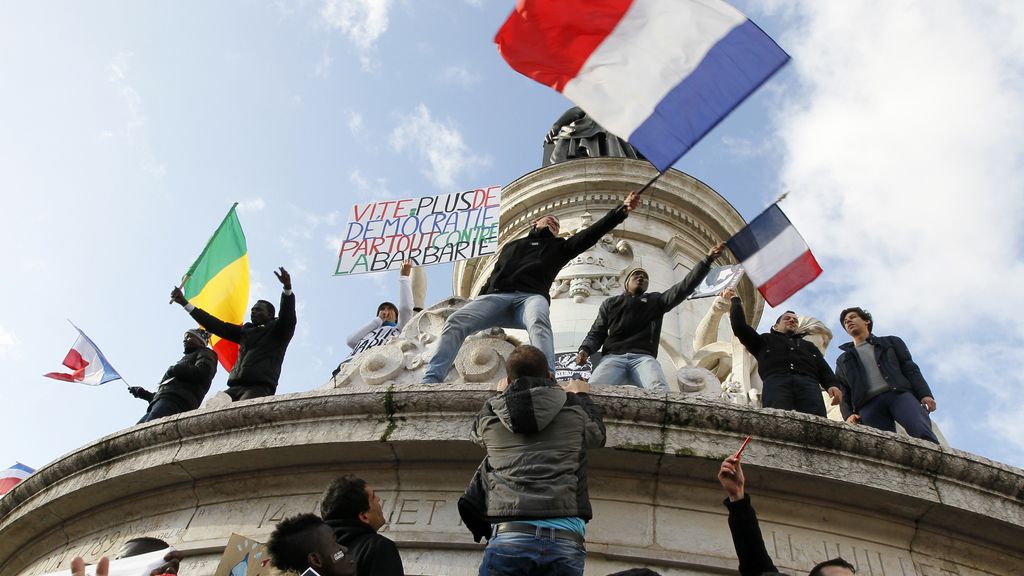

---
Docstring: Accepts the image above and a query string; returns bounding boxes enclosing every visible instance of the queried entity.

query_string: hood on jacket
[489,376,566,434]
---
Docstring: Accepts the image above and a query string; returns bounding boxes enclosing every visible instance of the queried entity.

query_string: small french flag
[0,462,35,496]
[495,0,789,171]
[43,323,123,385]
[726,204,821,307]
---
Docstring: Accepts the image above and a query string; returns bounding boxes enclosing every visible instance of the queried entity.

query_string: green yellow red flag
[181,203,249,370]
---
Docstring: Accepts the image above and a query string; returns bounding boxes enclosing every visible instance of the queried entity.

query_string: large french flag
[495,0,790,172]
[0,462,35,496]
[726,205,821,307]
[43,323,122,385]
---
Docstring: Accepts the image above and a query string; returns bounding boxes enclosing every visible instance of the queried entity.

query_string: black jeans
[138,397,189,424]
[762,374,826,417]
[226,384,274,401]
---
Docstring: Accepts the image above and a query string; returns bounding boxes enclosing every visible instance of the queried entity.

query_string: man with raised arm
[333,260,414,376]
[719,456,856,576]
[577,242,725,390]
[171,267,295,401]
[726,288,842,416]
[422,192,641,384]
[836,306,939,443]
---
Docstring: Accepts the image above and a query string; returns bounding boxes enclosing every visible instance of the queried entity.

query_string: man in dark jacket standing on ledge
[130,328,217,423]
[171,267,295,401]
[472,344,605,575]
[726,288,842,417]
[577,242,725,390]
[836,307,939,443]
[320,475,404,576]
[421,192,641,383]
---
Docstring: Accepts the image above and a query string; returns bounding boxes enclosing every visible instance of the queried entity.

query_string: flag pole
[170,202,238,304]
[633,168,666,196]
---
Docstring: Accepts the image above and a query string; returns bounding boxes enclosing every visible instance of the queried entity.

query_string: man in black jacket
[170,267,295,401]
[726,289,842,416]
[719,456,856,576]
[320,475,404,576]
[129,328,217,424]
[836,307,939,443]
[576,243,724,390]
[421,192,640,383]
[268,513,355,576]
[472,344,604,575]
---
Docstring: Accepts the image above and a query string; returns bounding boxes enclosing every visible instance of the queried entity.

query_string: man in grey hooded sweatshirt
[471,344,605,576]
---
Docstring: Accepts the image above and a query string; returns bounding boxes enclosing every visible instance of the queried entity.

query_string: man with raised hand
[334,260,415,376]
[130,328,217,423]
[726,288,842,417]
[836,307,939,443]
[577,242,725,390]
[719,455,856,576]
[472,344,605,575]
[171,267,295,401]
[422,192,640,384]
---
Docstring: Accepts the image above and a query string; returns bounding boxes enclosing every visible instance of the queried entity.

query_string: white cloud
[389,104,491,189]
[347,111,365,136]
[315,46,334,77]
[441,65,480,88]
[763,2,1024,461]
[321,0,392,70]
[107,52,166,179]
[0,325,21,360]
[237,198,266,212]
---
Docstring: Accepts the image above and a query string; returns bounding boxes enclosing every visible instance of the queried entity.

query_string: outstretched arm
[561,191,640,256]
[727,290,762,357]
[719,457,779,576]
[660,243,725,310]
[172,286,243,342]
[274,267,297,341]
[397,259,415,330]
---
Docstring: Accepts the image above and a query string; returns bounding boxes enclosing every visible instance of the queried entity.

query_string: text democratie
[336,186,502,275]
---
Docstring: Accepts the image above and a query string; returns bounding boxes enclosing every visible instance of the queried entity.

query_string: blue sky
[2,1,1023,472]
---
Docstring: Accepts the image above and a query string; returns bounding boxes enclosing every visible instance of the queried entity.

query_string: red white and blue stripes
[0,462,35,496]
[726,205,821,306]
[496,0,789,171]
[43,323,122,386]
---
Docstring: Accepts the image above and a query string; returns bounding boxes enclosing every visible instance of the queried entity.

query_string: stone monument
[1,158,1021,575]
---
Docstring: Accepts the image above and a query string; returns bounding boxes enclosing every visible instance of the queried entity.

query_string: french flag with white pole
[726,204,821,307]
[0,462,35,496]
[43,322,123,385]
[495,0,790,172]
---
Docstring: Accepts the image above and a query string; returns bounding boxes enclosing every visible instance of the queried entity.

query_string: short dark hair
[320,475,370,521]
[606,569,663,576]
[116,537,170,559]
[775,310,797,325]
[256,299,276,318]
[267,513,325,573]
[840,307,873,332]
[809,557,856,576]
[377,301,398,315]
[507,345,549,380]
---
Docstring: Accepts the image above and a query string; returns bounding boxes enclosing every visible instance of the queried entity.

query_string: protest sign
[335,186,502,275]
[39,548,172,576]
[688,264,745,299]
[213,533,273,576]
[554,351,600,382]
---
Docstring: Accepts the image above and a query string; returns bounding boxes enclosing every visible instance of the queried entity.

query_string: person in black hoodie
[320,475,404,576]
[170,267,295,401]
[726,288,842,417]
[577,242,725,390]
[421,192,641,383]
[129,328,217,423]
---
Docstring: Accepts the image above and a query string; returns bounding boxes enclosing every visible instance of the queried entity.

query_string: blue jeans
[860,390,939,443]
[478,531,586,576]
[137,397,188,424]
[423,292,554,383]
[589,353,668,390]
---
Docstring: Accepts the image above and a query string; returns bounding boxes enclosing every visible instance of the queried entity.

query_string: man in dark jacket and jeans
[576,242,725,390]
[836,307,939,443]
[320,475,404,576]
[130,328,217,423]
[472,344,605,575]
[171,267,296,401]
[422,192,640,383]
[726,289,842,416]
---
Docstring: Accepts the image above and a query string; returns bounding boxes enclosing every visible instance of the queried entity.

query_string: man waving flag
[495,0,789,172]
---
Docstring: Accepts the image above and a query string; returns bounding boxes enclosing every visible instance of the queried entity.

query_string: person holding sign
[171,267,296,401]
[421,191,641,383]
[726,288,842,417]
[333,260,415,376]
[576,242,725,390]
